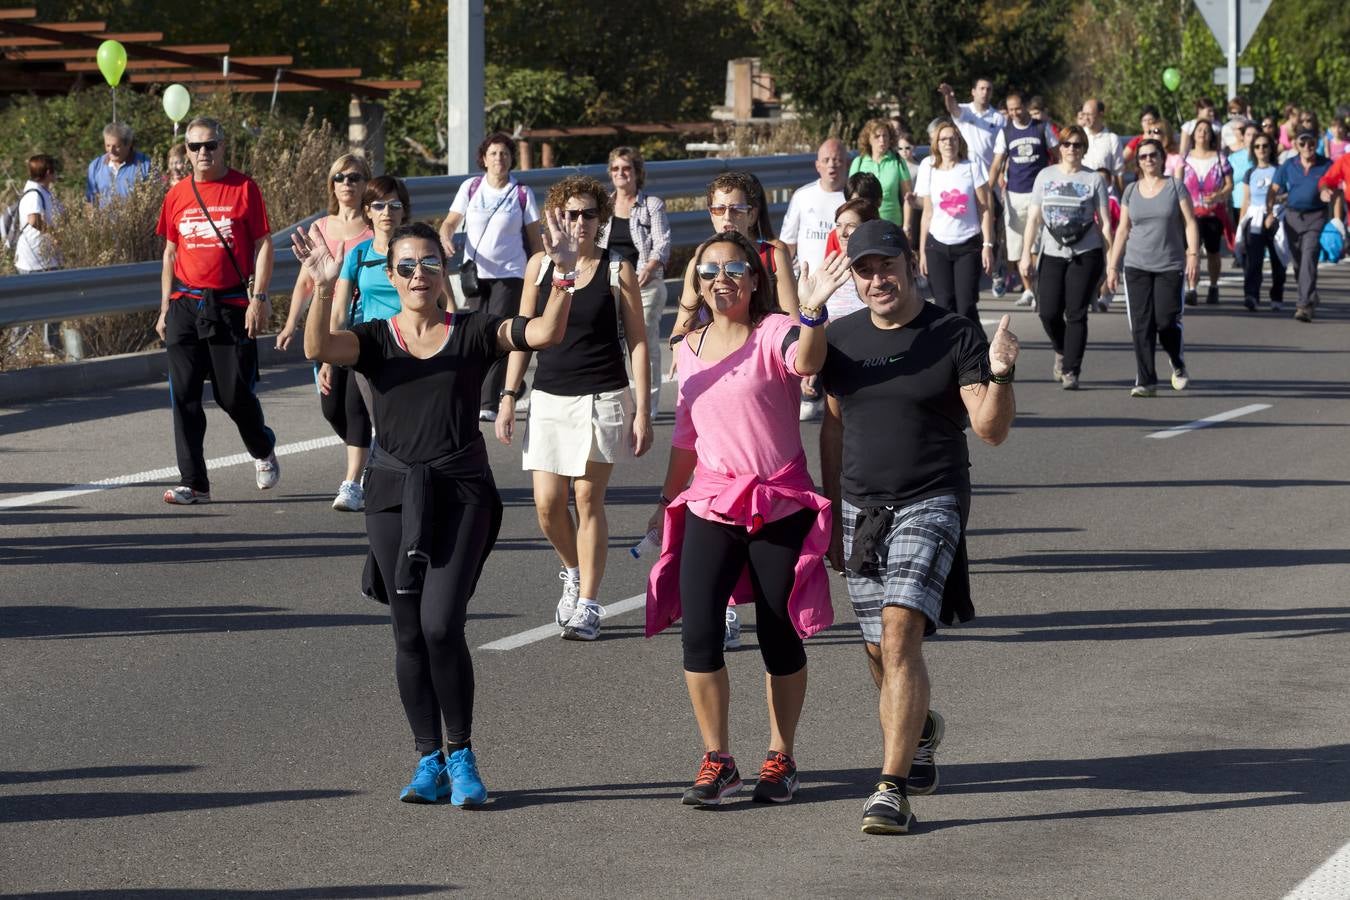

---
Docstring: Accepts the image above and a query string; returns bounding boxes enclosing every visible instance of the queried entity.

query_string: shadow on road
[0,530,367,566]
[0,764,198,785]
[0,788,357,824]
[935,605,1350,642]
[975,548,1350,575]
[18,890,452,899]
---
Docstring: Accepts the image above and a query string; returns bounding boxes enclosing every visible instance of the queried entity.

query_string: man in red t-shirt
[155,116,279,504]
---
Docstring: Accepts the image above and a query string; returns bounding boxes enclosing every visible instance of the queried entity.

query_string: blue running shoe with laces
[399,752,449,804]
[448,747,488,807]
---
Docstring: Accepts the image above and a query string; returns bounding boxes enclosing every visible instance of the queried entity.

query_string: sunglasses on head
[332,172,366,185]
[695,260,750,281]
[186,140,219,153]
[563,208,600,222]
[368,200,403,212]
[708,203,751,216]
[394,256,443,279]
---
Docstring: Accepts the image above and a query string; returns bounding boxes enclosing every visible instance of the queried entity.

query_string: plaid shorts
[842,495,962,644]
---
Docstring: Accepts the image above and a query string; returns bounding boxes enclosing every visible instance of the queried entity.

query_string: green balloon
[1162,67,1182,93]
[96,39,127,88]
[163,83,191,123]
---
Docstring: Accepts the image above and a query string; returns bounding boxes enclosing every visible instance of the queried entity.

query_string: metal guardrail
[0,154,816,329]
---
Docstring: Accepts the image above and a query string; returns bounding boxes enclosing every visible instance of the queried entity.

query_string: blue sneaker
[399,752,449,804]
[448,747,488,807]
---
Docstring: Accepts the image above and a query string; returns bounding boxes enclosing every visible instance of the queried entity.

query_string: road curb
[0,341,307,406]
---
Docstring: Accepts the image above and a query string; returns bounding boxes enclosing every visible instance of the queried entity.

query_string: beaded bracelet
[990,366,1015,385]
[798,305,829,328]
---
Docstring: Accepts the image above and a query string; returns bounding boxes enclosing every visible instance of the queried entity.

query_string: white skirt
[522,387,634,476]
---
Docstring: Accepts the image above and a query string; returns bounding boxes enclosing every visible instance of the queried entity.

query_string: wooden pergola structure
[0,9,419,99]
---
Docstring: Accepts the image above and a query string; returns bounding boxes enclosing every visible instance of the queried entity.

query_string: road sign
[1194,0,1273,55]
[1193,0,1273,100]
[1213,67,1255,85]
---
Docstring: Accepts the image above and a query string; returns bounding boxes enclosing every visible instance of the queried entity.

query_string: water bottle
[630,529,661,559]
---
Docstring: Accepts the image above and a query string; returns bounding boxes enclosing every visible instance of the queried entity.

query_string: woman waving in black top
[293,216,577,808]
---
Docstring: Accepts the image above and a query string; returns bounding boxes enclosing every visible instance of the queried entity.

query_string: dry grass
[1,114,342,367]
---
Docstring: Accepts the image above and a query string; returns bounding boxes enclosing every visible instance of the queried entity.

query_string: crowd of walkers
[147,78,1345,835]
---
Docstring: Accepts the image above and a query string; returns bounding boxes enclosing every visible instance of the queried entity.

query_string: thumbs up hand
[989,313,1019,377]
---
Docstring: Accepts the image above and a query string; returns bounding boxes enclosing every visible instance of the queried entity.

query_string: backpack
[466,176,528,213]
[1,188,42,254]
[533,254,625,335]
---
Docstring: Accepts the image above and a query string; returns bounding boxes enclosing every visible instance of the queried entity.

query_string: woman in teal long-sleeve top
[849,119,912,228]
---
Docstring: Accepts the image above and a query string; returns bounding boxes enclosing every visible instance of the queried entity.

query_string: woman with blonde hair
[276,153,373,350]
[600,145,671,414]
[917,120,994,330]
[849,119,911,228]
[496,175,652,642]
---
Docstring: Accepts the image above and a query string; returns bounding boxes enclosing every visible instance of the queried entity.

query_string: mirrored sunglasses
[695,260,750,281]
[394,256,444,278]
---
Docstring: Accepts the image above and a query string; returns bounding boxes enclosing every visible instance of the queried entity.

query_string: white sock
[578,597,598,609]
[565,566,580,582]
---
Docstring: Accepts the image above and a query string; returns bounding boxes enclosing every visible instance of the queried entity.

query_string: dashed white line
[1284,840,1350,899]
[1146,404,1272,440]
[478,593,647,651]
[0,434,343,511]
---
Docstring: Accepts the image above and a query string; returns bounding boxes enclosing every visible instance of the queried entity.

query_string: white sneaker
[724,607,741,651]
[555,571,580,627]
[1171,367,1190,391]
[1052,353,1064,381]
[478,409,497,422]
[332,479,365,512]
[1015,289,1035,307]
[255,452,280,490]
[1095,292,1112,312]
[798,398,823,421]
[562,600,602,642]
[164,485,210,505]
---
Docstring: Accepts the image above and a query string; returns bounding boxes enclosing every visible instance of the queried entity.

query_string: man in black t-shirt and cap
[818,218,1019,835]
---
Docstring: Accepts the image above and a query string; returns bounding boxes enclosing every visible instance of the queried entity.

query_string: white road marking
[1146,404,1272,440]
[0,435,343,511]
[478,592,647,651]
[1284,840,1350,899]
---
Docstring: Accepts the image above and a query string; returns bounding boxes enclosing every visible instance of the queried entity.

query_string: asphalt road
[3,264,1349,899]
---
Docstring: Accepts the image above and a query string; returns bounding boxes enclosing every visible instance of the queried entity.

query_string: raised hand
[291,222,343,291]
[800,252,853,309]
[540,206,579,274]
[989,313,1020,377]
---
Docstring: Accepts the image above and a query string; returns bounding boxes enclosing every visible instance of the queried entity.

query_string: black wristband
[500,388,521,401]
[990,366,1015,385]
[509,315,530,350]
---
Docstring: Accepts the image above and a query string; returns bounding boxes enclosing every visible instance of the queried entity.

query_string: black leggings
[680,509,813,677]
[1123,267,1185,387]
[925,235,984,332]
[1037,249,1104,377]
[367,504,493,754]
[318,365,372,448]
[1242,224,1286,304]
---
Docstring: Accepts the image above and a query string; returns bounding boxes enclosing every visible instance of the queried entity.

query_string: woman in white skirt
[496,175,653,640]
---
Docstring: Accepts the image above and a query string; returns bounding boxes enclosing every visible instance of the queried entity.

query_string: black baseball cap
[846,219,911,260]
[1296,128,1318,142]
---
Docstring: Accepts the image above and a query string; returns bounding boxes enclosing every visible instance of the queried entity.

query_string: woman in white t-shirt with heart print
[916,121,994,332]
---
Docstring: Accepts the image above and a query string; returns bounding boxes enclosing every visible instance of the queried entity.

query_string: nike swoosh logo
[887,355,904,363]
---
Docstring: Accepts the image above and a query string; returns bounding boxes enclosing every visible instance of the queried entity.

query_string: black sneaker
[1184,289,1198,306]
[907,709,945,795]
[1243,296,1257,311]
[751,751,798,803]
[861,783,913,835]
[681,752,741,806]
[1206,285,1220,304]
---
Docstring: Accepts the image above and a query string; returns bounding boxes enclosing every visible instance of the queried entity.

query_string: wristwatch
[499,388,522,401]
[252,292,269,303]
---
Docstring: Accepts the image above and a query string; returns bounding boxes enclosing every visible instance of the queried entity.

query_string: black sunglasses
[563,208,600,222]
[332,172,366,185]
[186,140,219,153]
[1062,141,1087,150]
[1137,152,1161,161]
[394,256,444,279]
[696,260,750,281]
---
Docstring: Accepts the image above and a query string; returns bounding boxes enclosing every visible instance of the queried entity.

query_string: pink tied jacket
[645,453,833,640]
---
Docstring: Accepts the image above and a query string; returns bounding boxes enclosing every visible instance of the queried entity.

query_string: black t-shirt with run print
[351,310,506,512]
[819,303,990,508]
